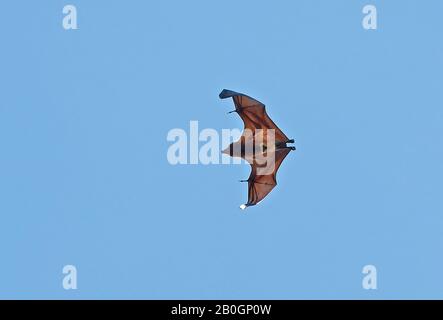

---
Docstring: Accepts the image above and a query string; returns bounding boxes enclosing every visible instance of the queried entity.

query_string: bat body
[219,89,295,210]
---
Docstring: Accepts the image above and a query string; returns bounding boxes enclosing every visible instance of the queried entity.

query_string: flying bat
[219,89,295,210]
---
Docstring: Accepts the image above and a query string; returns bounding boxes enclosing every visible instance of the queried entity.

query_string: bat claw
[239,204,248,210]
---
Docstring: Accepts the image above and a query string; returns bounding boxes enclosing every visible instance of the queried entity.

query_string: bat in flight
[219,89,296,210]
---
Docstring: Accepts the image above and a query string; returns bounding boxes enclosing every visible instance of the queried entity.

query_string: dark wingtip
[219,89,237,99]
[240,203,257,210]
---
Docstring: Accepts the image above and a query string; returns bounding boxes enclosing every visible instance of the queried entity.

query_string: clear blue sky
[1,0,443,299]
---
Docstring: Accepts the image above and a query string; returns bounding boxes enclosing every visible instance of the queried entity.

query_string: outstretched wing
[242,148,291,209]
[219,89,289,143]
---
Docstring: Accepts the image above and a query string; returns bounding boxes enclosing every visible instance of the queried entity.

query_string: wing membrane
[246,148,291,206]
[220,89,289,143]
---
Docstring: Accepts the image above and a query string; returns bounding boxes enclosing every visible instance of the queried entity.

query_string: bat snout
[221,147,230,155]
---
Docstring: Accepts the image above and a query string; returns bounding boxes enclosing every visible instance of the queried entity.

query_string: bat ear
[239,204,248,210]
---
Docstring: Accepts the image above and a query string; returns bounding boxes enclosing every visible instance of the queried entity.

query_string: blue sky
[0,0,443,299]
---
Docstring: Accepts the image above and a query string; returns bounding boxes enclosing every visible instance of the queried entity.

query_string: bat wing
[241,148,291,209]
[219,89,289,143]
